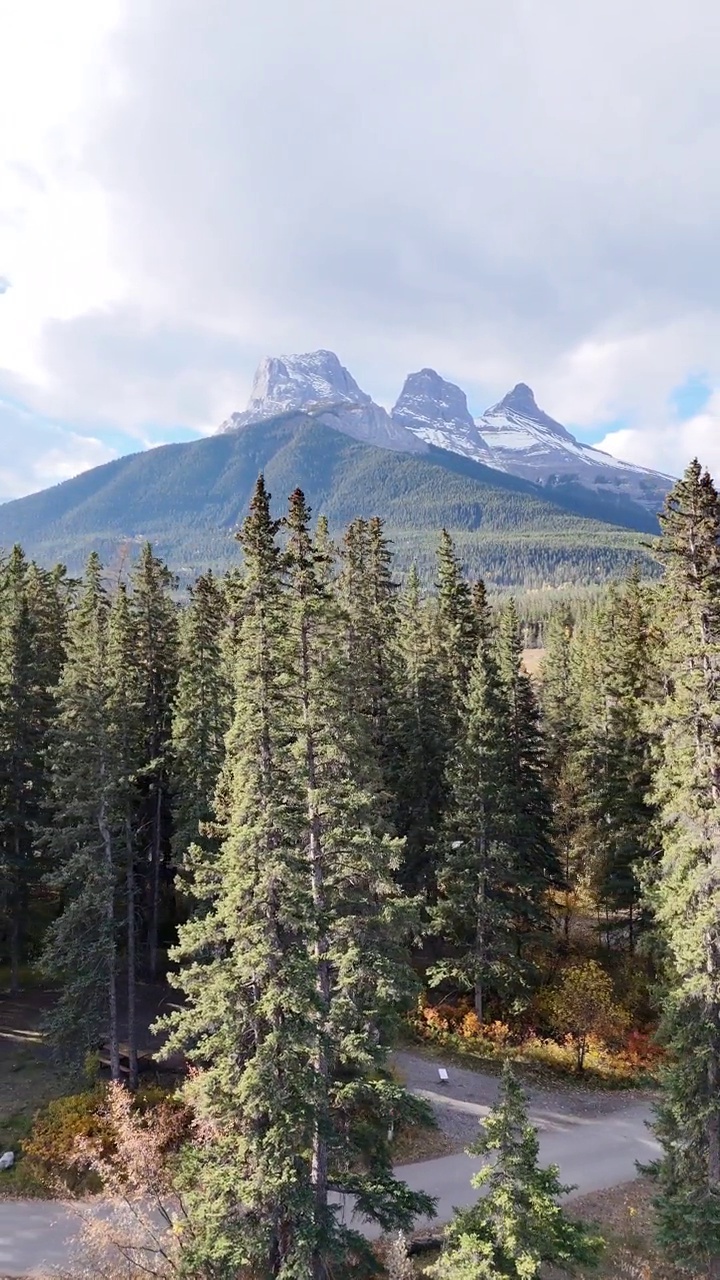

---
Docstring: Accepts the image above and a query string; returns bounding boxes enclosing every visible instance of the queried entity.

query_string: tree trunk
[299,611,330,1280]
[9,906,20,997]
[126,814,138,1091]
[148,782,163,981]
[99,797,120,1083]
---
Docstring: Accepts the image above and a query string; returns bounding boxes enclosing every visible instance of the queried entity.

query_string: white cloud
[599,392,720,481]
[4,0,720,491]
[0,402,117,501]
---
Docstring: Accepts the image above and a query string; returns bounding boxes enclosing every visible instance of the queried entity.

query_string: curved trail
[0,1057,660,1276]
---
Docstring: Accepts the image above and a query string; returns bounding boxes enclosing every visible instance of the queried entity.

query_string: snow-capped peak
[477,384,672,506]
[485,384,576,443]
[391,369,495,463]
[244,350,371,419]
[218,350,427,454]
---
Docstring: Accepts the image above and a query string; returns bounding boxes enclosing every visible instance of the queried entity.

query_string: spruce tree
[495,603,559,945]
[337,515,400,806]
[284,490,431,1275]
[430,1062,602,1279]
[435,529,479,709]
[0,547,64,990]
[106,584,145,1089]
[647,461,720,1276]
[392,566,448,895]
[129,544,179,979]
[40,555,122,1077]
[164,481,432,1279]
[576,572,656,949]
[540,608,584,942]
[171,570,232,870]
[431,632,519,1022]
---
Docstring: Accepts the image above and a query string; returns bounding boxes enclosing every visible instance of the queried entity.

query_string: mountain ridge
[216,349,673,513]
[0,409,658,588]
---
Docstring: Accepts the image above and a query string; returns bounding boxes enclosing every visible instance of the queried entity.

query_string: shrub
[21,1084,190,1193]
[545,960,629,1072]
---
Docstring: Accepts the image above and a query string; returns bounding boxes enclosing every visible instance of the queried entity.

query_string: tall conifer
[171,570,232,870]
[41,555,122,1077]
[129,544,179,979]
[649,461,720,1276]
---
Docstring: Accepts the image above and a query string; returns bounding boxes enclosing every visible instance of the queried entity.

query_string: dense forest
[0,460,719,1278]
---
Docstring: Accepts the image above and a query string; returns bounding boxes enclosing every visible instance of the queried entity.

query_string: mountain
[219,350,427,455]
[219,350,672,514]
[477,383,672,510]
[392,375,672,512]
[0,410,658,589]
[392,368,495,464]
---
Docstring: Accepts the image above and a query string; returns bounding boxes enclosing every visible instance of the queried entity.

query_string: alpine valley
[0,350,673,587]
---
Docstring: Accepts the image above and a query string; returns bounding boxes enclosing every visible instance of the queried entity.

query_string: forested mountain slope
[0,411,659,585]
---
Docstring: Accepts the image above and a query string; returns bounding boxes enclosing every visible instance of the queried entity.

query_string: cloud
[4,0,720,490]
[0,400,117,502]
[598,392,720,481]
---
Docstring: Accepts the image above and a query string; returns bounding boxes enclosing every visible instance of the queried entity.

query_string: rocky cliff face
[391,368,495,464]
[219,350,428,454]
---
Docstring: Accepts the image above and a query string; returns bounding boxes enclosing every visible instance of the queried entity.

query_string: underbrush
[413,999,661,1089]
[2,1082,190,1197]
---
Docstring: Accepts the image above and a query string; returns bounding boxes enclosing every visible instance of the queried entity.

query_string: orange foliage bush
[22,1084,191,1193]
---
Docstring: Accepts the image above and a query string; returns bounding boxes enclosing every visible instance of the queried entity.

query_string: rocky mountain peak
[246,350,370,419]
[392,368,494,462]
[395,368,475,425]
[484,382,575,442]
[219,350,427,455]
[497,383,540,417]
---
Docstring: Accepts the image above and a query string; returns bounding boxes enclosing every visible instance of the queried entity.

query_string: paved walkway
[0,1057,660,1276]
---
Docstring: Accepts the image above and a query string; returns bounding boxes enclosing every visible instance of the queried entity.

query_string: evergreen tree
[540,608,584,942]
[0,547,65,990]
[434,529,479,707]
[337,515,400,805]
[171,570,232,870]
[576,572,656,948]
[647,462,720,1276]
[164,481,432,1279]
[106,584,145,1088]
[392,566,447,895]
[129,544,179,979]
[40,555,122,1077]
[495,603,559,945]
[429,1062,603,1279]
[431,634,519,1022]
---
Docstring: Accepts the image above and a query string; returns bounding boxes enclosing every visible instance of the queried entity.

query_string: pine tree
[40,555,122,1077]
[431,635,520,1022]
[0,547,65,991]
[429,1062,603,1279]
[540,608,584,942]
[495,603,559,946]
[171,570,232,870]
[646,462,720,1276]
[129,544,179,979]
[164,481,433,1279]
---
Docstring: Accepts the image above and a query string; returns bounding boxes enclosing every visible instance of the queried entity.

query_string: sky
[3,0,720,501]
